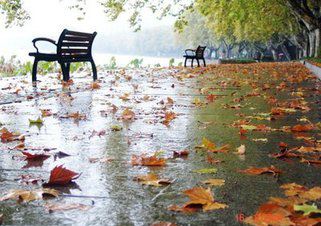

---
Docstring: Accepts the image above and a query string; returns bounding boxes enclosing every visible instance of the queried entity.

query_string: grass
[220,58,257,64]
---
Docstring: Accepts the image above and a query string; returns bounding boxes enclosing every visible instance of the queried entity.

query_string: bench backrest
[57,29,97,59]
[196,46,206,58]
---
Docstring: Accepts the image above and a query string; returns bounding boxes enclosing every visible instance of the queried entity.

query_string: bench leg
[66,63,70,81]
[32,59,38,82]
[60,63,67,81]
[184,58,187,67]
[191,59,194,68]
[203,58,206,67]
[197,59,200,67]
[91,60,97,81]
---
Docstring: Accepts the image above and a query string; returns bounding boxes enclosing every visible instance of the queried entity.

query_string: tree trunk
[315,28,321,57]
[271,49,278,61]
[281,44,291,61]
[309,31,316,57]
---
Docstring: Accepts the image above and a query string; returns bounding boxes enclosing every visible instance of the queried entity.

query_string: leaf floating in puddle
[22,151,50,160]
[122,108,135,121]
[0,127,25,143]
[134,173,171,187]
[45,202,91,212]
[28,117,44,125]
[168,187,228,212]
[0,188,59,202]
[44,165,80,186]
[131,154,166,166]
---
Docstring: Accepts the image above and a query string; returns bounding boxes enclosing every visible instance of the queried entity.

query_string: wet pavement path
[0,62,321,225]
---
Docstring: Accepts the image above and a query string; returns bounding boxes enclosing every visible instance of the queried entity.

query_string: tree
[0,0,29,27]
[175,10,221,59]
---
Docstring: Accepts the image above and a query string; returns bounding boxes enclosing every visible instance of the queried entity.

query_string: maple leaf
[238,165,282,176]
[22,151,50,160]
[0,188,59,202]
[169,187,228,213]
[28,117,44,125]
[40,109,53,117]
[122,108,135,121]
[90,81,101,89]
[0,127,25,143]
[206,94,217,103]
[44,165,80,186]
[131,154,166,166]
[134,173,171,187]
[162,111,176,125]
[61,112,86,120]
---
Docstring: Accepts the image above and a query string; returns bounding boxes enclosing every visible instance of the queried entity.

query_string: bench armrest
[32,38,56,53]
[185,49,195,56]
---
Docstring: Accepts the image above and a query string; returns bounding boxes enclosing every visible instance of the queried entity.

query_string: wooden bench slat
[66,30,93,37]
[60,49,89,54]
[61,42,90,47]
[63,36,91,42]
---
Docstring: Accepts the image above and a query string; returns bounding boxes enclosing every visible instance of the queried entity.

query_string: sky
[0,0,175,59]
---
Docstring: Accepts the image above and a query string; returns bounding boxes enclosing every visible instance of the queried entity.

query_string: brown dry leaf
[169,187,228,213]
[281,183,307,197]
[0,188,59,202]
[61,112,86,120]
[131,154,166,166]
[207,144,230,153]
[238,165,282,176]
[122,108,135,121]
[162,111,176,125]
[134,173,171,187]
[0,127,25,143]
[202,179,225,187]
[90,82,101,89]
[301,187,321,201]
[45,202,91,212]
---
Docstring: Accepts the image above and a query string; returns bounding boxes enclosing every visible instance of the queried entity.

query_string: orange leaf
[291,124,314,132]
[131,154,166,166]
[238,165,282,176]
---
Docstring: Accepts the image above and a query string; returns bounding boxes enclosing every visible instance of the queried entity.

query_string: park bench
[183,46,206,67]
[29,29,97,82]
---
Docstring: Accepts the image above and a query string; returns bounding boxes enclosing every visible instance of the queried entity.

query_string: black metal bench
[29,29,97,82]
[183,46,206,67]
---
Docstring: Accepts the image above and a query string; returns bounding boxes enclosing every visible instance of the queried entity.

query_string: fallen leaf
[134,173,171,187]
[122,108,135,121]
[45,202,91,212]
[44,165,80,186]
[22,151,50,160]
[0,188,59,202]
[173,150,189,158]
[193,168,217,174]
[131,154,166,166]
[238,166,282,176]
[150,221,177,226]
[202,179,225,187]
[28,117,44,125]
[169,187,227,212]
[294,203,321,216]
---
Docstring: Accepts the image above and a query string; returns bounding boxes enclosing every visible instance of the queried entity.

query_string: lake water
[1,51,183,67]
